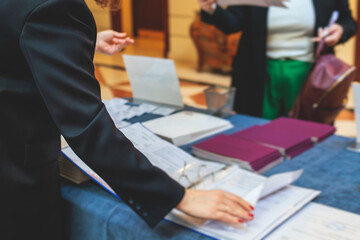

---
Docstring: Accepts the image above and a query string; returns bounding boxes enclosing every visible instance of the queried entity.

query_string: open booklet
[166,166,320,240]
[61,123,320,239]
[217,0,288,8]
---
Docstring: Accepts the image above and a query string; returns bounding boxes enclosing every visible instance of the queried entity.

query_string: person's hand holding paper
[216,0,288,8]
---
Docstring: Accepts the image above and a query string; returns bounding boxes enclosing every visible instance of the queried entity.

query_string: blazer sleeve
[19,0,184,227]
[201,5,247,34]
[336,0,357,44]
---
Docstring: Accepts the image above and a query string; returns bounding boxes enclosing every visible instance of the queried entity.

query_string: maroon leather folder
[230,125,314,158]
[269,117,336,143]
[192,134,283,172]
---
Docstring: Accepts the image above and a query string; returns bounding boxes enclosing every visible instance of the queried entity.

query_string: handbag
[289,40,356,124]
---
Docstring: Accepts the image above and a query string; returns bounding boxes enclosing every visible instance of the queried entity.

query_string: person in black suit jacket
[0,0,254,239]
[198,0,357,118]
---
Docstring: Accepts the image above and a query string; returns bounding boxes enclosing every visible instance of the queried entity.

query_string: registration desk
[61,114,360,240]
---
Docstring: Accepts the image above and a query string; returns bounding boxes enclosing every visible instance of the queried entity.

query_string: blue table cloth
[61,114,360,240]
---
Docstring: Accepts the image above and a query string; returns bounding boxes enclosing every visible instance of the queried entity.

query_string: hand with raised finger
[96,30,134,55]
[176,189,255,224]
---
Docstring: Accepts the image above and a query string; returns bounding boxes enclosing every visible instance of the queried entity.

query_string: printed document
[266,202,360,240]
[217,0,287,8]
[120,123,226,187]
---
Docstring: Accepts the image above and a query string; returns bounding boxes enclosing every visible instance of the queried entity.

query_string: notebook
[231,125,314,158]
[142,111,233,146]
[192,134,283,173]
[123,54,184,109]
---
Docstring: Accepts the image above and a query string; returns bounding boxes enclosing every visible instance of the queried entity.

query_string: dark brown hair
[94,0,120,10]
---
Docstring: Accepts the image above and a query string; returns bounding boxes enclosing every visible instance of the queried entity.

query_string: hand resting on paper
[96,30,134,55]
[176,189,254,224]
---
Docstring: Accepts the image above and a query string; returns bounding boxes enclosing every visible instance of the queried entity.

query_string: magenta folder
[268,117,336,142]
[230,125,314,158]
[192,134,283,173]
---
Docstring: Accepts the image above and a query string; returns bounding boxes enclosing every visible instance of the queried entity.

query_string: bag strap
[315,39,326,60]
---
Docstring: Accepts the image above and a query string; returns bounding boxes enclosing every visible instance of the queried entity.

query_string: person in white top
[198,0,356,119]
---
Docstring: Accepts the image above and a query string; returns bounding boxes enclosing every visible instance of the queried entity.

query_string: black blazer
[202,0,357,117]
[0,0,184,238]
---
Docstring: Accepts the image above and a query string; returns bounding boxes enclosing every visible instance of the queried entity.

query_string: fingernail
[248,213,254,218]
[238,219,244,223]
[250,205,254,211]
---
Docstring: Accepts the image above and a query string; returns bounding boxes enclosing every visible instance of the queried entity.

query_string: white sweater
[267,0,315,62]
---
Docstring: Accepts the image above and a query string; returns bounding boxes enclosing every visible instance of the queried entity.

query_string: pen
[321,11,339,38]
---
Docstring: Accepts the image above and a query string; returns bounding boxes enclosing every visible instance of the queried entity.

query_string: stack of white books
[142,111,233,146]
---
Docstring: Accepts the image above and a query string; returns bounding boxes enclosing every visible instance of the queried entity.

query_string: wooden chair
[190,13,241,74]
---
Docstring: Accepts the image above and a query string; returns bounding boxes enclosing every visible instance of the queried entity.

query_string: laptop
[123,54,184,109]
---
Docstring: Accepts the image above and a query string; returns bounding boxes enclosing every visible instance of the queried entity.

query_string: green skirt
[262,58,312,120]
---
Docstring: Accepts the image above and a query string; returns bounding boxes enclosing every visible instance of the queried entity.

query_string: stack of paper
[268,117,336,143]
[231,125,314,158]
[192,134,283,173]
[59,154,90,184]
[142,111,233,146]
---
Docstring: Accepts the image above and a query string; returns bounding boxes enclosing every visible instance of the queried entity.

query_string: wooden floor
[94,36,356,138]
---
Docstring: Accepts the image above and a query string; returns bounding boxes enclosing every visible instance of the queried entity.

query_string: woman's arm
[96,30,134,55]
[20,0,254,227]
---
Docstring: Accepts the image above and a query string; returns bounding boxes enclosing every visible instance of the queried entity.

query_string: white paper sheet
[352,83,360,143]
[265,203,360,240]
[217,0,287,8]
[260,169,303,198]
[123,55,183,108]
[120,123,226,187]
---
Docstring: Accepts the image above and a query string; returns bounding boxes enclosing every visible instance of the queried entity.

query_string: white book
[142,111,233,146]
